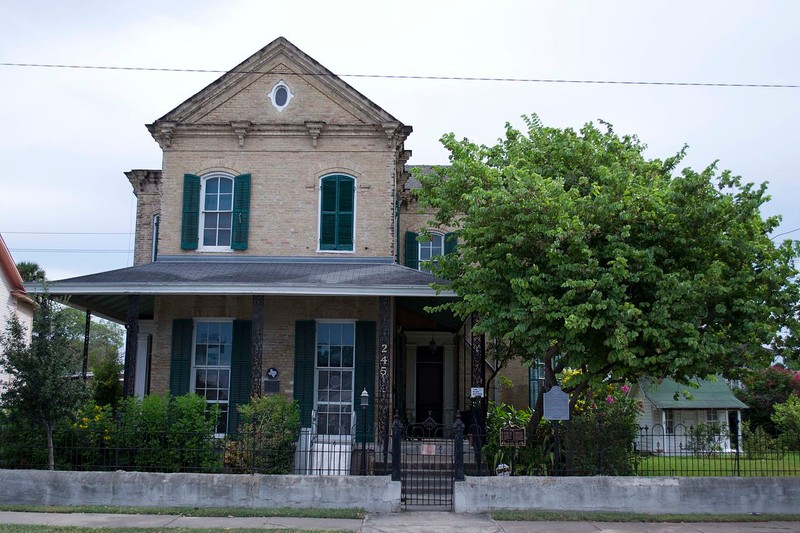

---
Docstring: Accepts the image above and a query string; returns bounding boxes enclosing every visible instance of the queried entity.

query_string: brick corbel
[305,121,326,148]
[382,121,401,149]
[231,121,252,148]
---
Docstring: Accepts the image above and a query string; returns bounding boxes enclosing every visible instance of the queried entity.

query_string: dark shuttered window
[319,174,355,251]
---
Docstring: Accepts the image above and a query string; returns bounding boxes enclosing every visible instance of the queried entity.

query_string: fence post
[454,411,464,481]
[391,410,401,481]
[251,413,257,475]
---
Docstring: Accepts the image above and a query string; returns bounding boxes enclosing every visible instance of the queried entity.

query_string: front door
[415,346,443,424]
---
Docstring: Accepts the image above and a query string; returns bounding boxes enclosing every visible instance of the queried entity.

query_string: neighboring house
[0,234,35,394]
[631,377,748,454]
[37,38,523,457]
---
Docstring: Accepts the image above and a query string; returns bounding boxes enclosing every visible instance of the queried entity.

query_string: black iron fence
[0,422,389,476]
[2,419,797,478]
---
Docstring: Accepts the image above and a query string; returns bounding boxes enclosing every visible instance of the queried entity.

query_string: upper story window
[181,173,251,251]
[404,231,457,271]
[202,175,233,249]
[418,232,444,274]
[319,174,355,252]
[268,80,294,112]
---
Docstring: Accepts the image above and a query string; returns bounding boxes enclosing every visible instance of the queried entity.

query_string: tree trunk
[45,421,55,471]
[529,346,561,434]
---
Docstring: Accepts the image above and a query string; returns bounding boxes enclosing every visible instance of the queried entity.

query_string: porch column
[81,309,91,381]
[470,312,486,435]
[134,321,155,398]
[378,296,392,457]
[251,295,265,397]
[122,295,140,398]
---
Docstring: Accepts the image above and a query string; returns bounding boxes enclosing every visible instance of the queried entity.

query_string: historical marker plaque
[543,386,570,421]
[500,426,526,447]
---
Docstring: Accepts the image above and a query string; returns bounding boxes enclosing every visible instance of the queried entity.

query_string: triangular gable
[152,37,400,128]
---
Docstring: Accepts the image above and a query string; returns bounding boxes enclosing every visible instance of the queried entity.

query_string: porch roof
[638,377,748,410]
[28,256,456,322]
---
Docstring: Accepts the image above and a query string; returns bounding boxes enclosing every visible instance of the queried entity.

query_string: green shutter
[319,175,354,251]
[444,232,458,255]
[169,319,193,396]
[181,174,200,250]
[405,231,419,269]
[354,321,376,441]
[294,320,316,428]
[229,320,252,434]
[231,174,251,251]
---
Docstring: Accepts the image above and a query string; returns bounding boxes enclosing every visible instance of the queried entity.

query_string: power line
[3,231,132,235]
[11,248,131,253]
[771,226,800,240]
[0,61,797,89]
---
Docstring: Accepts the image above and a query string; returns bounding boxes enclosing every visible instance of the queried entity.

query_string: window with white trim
[418,232,444,273]
[191,320,232,434]
[201,174,234,249]
[315,322,355,435]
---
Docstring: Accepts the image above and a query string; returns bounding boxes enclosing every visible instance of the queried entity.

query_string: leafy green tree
[0,296,87,469]
[16,261,46,283]
[772,394,800,449]
[91,352,123,410]
[416,115,800,429]
[16,261,124,372]
[736,366,800,436]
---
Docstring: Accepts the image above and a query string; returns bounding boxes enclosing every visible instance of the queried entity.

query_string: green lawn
[635,451,800,476]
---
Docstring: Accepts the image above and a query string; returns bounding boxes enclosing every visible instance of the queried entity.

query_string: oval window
[275,86,288,107]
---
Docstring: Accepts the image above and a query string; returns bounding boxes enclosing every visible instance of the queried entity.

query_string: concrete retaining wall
[3,470,799,515]
[454,475,800,514]
[0,470,400,513]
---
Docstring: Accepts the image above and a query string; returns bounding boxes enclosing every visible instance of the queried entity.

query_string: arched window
[201,174,234,248]
[418,232,444,273]
[319,174,355,251]
[181,173,250,251]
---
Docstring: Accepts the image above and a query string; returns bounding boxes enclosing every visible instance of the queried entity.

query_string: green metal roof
[638,377,748,409]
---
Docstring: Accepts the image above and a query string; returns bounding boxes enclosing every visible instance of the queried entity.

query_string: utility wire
[3,231,133,235]
[0,62,797,89]
[771,226,800,240]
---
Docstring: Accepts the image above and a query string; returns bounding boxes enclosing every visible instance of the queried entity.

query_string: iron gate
[394,412,454,510]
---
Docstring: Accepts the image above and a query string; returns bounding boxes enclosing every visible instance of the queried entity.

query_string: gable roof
[638,377,748,410]
[151,36,405,128]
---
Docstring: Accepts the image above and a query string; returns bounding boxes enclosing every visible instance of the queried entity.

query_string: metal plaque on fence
[543,385,570,421]
[499,426,526,447]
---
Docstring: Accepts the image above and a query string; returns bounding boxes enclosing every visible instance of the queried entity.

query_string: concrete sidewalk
[2,510,800,532]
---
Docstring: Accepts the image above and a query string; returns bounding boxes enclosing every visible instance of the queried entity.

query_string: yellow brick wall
[149,294,379,401]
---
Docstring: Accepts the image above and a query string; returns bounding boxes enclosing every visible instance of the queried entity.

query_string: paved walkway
[1,510,800,532]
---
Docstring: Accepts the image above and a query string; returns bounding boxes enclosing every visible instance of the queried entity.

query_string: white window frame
[316,174,357,254]
[268,80,294,112]
[313,320,356,438]
[418,232,445,273]
[199,172,235,252]
[190,318,233,437]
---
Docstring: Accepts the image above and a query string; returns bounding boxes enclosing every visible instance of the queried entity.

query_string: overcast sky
[1,0,798,281]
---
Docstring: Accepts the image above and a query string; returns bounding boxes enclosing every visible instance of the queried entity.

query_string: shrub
[742,421,785,459]
[772,395,800,450]
[735,366,800,436]
[686,422,729,457]
[225,395,300,474]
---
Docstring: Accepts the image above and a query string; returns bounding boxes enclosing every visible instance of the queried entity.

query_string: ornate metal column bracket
[251,295,265,397]
[123,295,140,398]
[378,296,392,459]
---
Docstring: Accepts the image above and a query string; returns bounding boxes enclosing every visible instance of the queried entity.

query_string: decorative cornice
[125,169,163,196]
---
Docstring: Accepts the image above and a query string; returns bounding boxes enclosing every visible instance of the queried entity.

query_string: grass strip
[0,526,343,533]
[491,510,800,522]
[0,505,364,520]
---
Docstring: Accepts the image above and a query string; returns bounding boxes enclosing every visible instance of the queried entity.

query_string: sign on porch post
[378,296,391,466]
